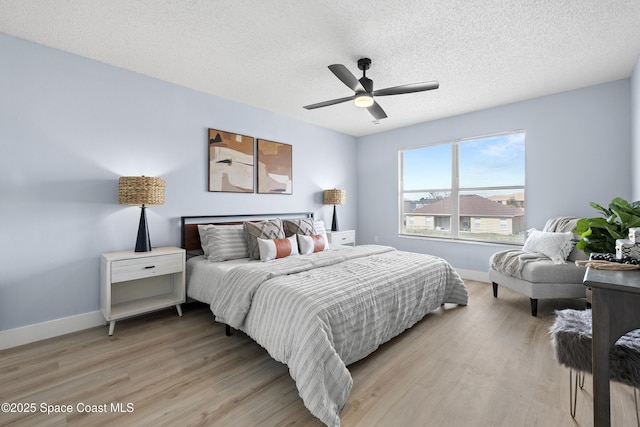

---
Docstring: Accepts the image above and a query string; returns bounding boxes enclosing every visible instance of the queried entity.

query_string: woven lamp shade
[119,176,165,206]
[323,189,346,205]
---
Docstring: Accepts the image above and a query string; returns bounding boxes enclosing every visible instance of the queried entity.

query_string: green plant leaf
[574,218,591,234]
[590,202,610,216]
[575,197,640,255]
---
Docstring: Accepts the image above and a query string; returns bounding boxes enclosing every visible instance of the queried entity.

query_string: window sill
[398,233,523,247]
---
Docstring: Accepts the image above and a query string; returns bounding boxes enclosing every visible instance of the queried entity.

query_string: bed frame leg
[492,282,498,298]
[225,324,232,336]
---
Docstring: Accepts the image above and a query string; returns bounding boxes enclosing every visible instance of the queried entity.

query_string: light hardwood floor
[1,281,638,426]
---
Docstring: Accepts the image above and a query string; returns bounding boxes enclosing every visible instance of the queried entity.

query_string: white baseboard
[455,268,489,283]
[0,311,105,351]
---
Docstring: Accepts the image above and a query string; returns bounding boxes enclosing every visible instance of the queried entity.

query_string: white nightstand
[100,246,186,335]
[326,229,356,246]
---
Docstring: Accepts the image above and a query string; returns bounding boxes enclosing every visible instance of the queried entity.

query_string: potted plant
[574,197,640,254]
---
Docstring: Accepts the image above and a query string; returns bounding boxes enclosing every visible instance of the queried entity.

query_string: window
[400,130,525,244]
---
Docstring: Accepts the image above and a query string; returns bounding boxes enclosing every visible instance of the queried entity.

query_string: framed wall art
[208,128,254,193]
[257,139,292,194]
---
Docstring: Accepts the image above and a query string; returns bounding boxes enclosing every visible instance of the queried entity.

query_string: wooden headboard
[181,212,314,253]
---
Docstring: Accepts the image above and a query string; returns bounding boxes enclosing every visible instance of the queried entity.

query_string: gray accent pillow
[199,224,248,262]
[198,224,213,258]
[244,219,285,260]
[283,218,314,237]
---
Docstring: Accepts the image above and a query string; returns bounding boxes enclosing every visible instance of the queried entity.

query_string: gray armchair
[489,217,588,316]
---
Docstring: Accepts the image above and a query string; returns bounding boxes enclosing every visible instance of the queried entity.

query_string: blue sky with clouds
[402,131,525,192]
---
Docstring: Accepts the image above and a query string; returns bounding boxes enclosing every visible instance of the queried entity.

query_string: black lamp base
[331,204,339,232]
[135,206,152,252]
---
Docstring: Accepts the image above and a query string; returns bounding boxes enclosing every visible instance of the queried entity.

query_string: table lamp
[118,176,165,252]
[323,189,346,232]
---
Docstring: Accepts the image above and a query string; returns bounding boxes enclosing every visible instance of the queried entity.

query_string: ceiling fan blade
[367,101,387,120]
[373,81,439,97]
[303,95,355,110]
[328,64,365,92]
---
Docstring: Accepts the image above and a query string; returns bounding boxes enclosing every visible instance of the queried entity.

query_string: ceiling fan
[303,58,439,120]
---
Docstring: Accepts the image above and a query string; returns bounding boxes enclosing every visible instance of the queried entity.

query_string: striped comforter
[209,245,468,426]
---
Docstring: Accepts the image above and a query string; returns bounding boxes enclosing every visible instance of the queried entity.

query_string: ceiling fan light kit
[303,57,438,121]
[354,93,374,108]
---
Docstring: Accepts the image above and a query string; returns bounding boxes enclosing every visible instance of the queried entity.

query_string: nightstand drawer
[327,230,356,246]
[111,253,183,283]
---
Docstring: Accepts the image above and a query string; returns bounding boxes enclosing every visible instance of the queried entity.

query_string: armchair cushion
[520,258,586,284]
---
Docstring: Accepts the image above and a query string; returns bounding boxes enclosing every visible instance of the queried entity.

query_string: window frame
[398,130,526,245]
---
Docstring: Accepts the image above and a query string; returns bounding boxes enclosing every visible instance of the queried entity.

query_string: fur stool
[550,309,640,422]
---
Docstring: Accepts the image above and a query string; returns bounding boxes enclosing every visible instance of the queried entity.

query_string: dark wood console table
[584,267,640,426]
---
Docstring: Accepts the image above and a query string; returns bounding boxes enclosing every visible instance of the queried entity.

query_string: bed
[181,213,468,426]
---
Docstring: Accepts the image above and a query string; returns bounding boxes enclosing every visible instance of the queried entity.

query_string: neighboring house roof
[410,194,524,217]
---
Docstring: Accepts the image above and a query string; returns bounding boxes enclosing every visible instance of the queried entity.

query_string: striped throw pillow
[198,224,249,262]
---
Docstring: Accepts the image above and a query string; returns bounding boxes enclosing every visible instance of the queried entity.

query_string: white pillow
[198,224,248,262]
[313,220,326,235]
[522,229,574,264]
[257,235,299,261]
[298,233,329,255]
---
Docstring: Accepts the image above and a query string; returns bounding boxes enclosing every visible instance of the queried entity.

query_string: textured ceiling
[1,0,640,137]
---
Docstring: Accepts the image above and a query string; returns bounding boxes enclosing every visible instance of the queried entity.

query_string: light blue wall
[0,33,357,331]
[633,55,640,200]
[356,80,632,272]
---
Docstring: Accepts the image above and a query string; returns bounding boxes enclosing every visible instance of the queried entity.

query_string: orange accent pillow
[274,238,292,259]
[257,236,299,261]
[297,233,329,254]
[312,235,326,253]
